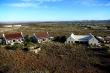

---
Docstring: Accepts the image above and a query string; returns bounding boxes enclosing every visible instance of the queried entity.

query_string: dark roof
[4,32,23,40]
[35,32,49,39]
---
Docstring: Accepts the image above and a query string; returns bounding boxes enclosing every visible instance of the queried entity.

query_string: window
[13,40,15,42]
[19,39,22,42]
[68,41,71,43]
[43,39,45,41]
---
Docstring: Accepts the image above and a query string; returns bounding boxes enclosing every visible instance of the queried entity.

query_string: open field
[0,24,110,73]
[0,24,110,36]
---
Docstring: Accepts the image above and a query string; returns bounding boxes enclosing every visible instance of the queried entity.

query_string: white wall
[6,38,23,45]
[65,36,75,43]
[88,37,100,45]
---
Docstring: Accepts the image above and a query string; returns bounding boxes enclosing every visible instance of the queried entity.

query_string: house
[3,32,24,45]
[33,32,49,43]
[65,33,100,45]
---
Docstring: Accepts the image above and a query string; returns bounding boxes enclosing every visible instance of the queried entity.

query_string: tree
[53,36,66,43]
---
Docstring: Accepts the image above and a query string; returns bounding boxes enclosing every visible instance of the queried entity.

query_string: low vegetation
[0,42,110,73]
[0,24,110,73]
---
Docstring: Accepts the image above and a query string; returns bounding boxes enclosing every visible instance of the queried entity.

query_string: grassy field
[1,24,109,36]
[0,24,110,73]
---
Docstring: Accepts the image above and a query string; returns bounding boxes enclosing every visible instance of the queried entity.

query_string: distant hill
[0,20,110,25]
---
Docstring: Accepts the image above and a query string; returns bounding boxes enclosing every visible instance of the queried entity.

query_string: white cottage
[33,32,50,43]
[65,33,100,45]
[3,32,24,45]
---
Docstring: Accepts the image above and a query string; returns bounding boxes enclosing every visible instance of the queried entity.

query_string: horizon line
[0,19,110,23]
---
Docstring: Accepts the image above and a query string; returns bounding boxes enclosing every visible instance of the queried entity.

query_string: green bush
[11,43,23,50]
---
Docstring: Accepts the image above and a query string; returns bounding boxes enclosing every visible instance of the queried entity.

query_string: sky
[0,0,110,22]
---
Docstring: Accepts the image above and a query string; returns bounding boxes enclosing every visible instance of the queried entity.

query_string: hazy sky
[0,0,110,22]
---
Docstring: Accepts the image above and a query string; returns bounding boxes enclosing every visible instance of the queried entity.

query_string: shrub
[53,36,66,43]
[12,43,22,50]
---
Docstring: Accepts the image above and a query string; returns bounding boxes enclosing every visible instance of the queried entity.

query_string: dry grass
[0,24,110,73]
[0,43,107,73]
